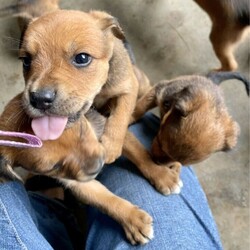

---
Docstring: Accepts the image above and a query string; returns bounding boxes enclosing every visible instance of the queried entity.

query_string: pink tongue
[31,116,68,141]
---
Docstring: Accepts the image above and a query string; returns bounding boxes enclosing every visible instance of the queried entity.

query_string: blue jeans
[0,114,223,250]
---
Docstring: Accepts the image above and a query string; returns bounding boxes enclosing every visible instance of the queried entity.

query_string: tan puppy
[0,9,156,245]
[19,10,138,164]
[131,72,248,168]
[193,0,249,71]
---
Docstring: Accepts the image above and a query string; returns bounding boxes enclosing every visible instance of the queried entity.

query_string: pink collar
[0,130,42,148]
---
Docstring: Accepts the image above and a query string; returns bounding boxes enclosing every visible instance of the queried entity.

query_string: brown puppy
[131,72,248,168]
[193,0,249,71]
[0,9,154,245]
[19,10,138,164]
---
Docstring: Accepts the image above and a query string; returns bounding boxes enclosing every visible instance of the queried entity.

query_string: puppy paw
[61,142,105,181]
[147,162,182,195]
[123,206,153,245]
[81,143,105,175]
[101,135,122,164]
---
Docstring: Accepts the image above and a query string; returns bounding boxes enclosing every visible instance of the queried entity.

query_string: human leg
[0,181,78,250]
[0,181,53,250]
[85,113,223,250]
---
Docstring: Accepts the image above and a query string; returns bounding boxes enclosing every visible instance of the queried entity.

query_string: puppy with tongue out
[20,9,140,166]
[0,8,154,243]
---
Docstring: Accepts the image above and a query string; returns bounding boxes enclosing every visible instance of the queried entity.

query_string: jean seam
[0,196,28,250]
[180,193,222,249]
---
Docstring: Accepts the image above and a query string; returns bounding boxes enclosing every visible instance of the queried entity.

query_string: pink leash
[0,130,42,148]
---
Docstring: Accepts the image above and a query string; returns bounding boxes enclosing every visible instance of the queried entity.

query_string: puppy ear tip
[91,11,125,40]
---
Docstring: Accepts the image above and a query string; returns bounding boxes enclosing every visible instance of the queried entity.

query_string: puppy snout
[30,89,56,110]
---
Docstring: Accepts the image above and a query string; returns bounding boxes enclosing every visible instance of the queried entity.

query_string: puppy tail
[207,71,250,96]
[0,156,22,183]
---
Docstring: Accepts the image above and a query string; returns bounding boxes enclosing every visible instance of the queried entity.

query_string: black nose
[30,89,56,110]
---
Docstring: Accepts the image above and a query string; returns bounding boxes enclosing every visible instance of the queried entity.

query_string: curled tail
[207,71,249,96]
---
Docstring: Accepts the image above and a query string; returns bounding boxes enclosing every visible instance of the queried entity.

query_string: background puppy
[193,0,250,71]
[132,72,249,169]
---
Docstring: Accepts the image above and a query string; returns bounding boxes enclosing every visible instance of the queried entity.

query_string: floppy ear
[174,102,189,117]
[90,11,125,40]
[101,17,125,40]
[173,87,194,117]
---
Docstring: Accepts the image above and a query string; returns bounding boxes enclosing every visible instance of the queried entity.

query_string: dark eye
[72,53,92,67]
[163,99,171,110]
[20,56,32,71]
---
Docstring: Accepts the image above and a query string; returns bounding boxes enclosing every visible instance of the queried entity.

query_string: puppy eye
[163,100,171,110]
[20,56,32,71]
[72,53,92,67]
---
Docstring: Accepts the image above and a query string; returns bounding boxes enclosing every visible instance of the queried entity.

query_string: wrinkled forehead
[20,11,106,58]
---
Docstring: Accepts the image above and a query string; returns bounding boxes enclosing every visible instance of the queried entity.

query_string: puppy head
[151,76,240,165]
[19,10,123,140]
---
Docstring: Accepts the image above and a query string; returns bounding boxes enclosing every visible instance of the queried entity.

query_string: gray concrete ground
[0,0,249,249]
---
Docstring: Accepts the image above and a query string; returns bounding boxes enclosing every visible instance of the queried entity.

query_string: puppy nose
[30,89,56,110]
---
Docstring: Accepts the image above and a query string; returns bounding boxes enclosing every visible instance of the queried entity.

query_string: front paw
[148,162,183,195]
[61,142,105,181]
[101,135,123,164]
[123,206,153,245]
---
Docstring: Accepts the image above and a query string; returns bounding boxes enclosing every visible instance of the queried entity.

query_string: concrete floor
[0,0,249,249]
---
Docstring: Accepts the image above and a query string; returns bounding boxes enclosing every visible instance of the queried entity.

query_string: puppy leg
[123,132,182,195]
[130,87,157,124]
[62,119,105,179]
[210,23,246,71]
[61,179,154,245]
[101,82,138,164]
